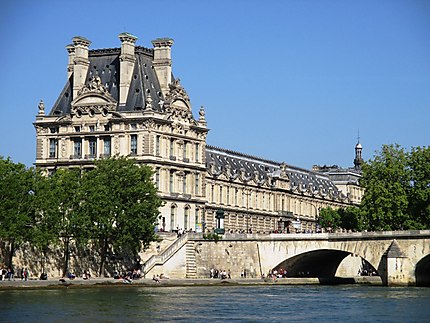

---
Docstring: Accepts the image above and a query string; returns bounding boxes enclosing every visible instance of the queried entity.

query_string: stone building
[34,33,363,234]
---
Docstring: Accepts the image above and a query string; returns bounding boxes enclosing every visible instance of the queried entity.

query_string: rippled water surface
[1,285,430,322]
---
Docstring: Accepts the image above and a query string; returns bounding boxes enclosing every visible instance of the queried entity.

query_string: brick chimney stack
[72,36,91,99]
[151,38,174,96]
[118,32,138,106]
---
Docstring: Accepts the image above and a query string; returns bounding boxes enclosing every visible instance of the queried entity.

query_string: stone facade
[34,33,364,235]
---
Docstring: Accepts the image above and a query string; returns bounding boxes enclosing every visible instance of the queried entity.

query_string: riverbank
[0,276,382,290]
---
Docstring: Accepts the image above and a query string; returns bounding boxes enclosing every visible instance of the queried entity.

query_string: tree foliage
[0,156,163,275]
[0,157,36,267]
[80,157,163,276]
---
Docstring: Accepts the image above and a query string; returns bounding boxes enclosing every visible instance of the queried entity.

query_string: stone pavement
[0,276,381,290]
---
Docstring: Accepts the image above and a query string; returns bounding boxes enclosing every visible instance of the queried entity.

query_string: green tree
[0,157,36,268]
[339,206,364,232]
[80,157,163,276]
[407,146,430,228]
[360,144,410,230]
[34,168,87,276]
[318,207,341,232]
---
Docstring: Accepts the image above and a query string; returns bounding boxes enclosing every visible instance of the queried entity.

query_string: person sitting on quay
[152,275,160,283]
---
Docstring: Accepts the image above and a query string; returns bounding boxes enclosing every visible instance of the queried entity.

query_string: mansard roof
[206,145,347,201]
[49,46,163,116]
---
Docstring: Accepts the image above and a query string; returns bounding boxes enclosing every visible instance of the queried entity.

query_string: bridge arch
[272,249,378,278]
[416,254,430,287]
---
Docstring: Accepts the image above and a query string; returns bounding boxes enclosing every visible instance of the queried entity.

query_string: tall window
[170,205,176,231]
[183,173,187,194]
[74,139,82,158]
[195,173,199,195]
[195,208,199,230]
[104,137,111,156]
[155,168,160,189]
[49,139,57,158]
[183,141,187,160]
[130,134,137,155]
[170,139,174,157]
[219,185,223,204]
[195,143,199,162]
[169,171,174,193]
[89,138,97,158]
[211,185,214,202]
[226,187,230,206]
[184,207,189,230]
[235,188,238,206]
[155,135,160,156]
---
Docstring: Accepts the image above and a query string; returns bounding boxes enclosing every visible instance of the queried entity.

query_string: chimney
[72,36,91,99]
[151,38,174,96]
[66,44,75,80]
[118,32,138,106]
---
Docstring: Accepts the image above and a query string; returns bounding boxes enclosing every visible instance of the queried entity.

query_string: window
[130,134,137,155]
[227,187,230,205]
[170,139,174,157]
[235,188,238,206]
[49,127,57,134]
[89,125,95,132]
[183,141,187,160]
[195,173,199,195]
[155,135,160,156]
[219,185,223,204]
[211,185,215,202]
[104,124,110,131]
[195,143,199,162]
[155,168,160,189]
[104,137,111,156]
[169,171,174,193]
[49,139,57,158]
[183,173,187,194]
[170,205,176,231]
[184,207,189,230]
[74,126,81,132]
[89,138,97,158]
[195,208,199,230]
[131,123,137,130]
[74,139,82,158]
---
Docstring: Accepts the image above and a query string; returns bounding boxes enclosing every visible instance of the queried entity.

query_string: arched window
[170,204,176,231]
[184,206,190,230]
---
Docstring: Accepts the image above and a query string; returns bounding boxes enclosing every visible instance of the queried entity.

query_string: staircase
[142,233,200,277]
[185,242,197,278]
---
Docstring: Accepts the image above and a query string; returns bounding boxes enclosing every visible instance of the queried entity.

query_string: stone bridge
[143,230,430,286]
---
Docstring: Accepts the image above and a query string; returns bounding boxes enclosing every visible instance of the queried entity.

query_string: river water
[1,285,429,322]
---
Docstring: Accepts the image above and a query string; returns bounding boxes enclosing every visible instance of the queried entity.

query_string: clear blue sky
[1,0,429,169]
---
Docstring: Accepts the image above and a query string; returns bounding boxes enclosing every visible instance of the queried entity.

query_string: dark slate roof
[206,145,345,200]
[49,46,163,116]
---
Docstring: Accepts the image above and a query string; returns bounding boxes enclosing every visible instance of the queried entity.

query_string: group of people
[0,267,30,281]
[210,268,231,279]
[113,268,142,282]
[152,273,169,283]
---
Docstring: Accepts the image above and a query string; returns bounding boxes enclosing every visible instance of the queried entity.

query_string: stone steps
[185,242,197,278]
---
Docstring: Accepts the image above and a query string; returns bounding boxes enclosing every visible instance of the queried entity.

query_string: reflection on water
[1,285,430,322]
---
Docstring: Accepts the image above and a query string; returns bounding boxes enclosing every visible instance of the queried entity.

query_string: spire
[354,130,363,170]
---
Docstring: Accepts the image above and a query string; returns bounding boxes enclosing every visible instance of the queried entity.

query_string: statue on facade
[38,100,45,115]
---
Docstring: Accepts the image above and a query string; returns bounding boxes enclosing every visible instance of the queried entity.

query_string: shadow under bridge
[273,249,377,278]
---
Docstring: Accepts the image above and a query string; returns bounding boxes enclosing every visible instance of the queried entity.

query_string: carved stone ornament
[165,78,190,106]
[77,76,108,96]
[38,100,45,115]
[145,93,153,110]
[143,119,155,130]
[71,76,117,117]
